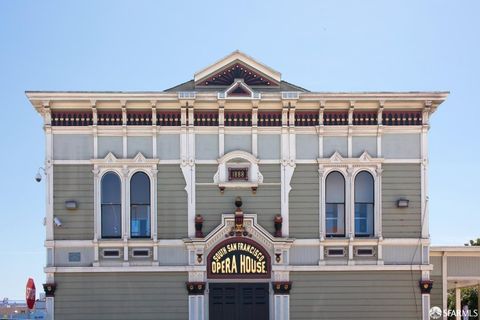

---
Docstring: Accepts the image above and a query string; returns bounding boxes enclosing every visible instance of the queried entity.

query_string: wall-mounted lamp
[35,167,46,183]
[53,216,62,227]
[65,200,78,210]
[397,199,410,208]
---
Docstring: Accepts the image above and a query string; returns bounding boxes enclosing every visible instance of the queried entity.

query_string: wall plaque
[207,237,271,279]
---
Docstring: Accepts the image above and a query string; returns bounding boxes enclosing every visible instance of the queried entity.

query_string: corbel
[180,104,187,128]
[42,101,51,126]
[151,100,157,126]
[187,103,195,128]
[348,101,355,126]
[319,100,325,126]
[287,102,296,128]
[120,100,127,126]
[251,100,259,127]
[423,100,432,126]
[377,100,385,126]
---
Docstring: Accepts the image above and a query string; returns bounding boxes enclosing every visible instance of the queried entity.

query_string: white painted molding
[281,162,296,237]
[181,162,196,237]
[213,150,263,188]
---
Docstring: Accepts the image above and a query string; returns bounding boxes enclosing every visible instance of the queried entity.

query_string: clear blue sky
[0,0,478,300]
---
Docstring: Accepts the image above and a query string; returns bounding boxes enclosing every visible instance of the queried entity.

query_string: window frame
[100,171,122,239]
[354,170,375,238]
[325,171,346,238]
[129,170,152,239]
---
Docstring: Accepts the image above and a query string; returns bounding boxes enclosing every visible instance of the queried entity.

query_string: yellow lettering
[231,256,237,273]
[225,257,231,273]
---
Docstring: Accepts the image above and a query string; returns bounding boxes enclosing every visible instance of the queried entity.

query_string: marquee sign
[207,237,271,279]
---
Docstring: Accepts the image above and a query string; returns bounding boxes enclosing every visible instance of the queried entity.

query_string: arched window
[101,172,122,238]
[326,171,345,237]
[130,172,151,238]
[354,171,374,237]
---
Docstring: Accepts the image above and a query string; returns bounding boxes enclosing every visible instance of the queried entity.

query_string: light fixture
[53,216,62,227]
[35,167,46,182]
[397,199,409,208]
[64,200,78,210]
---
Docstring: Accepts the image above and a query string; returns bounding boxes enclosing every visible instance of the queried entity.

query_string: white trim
[44,263,432,273]
[272,264,432,271]
[422,294,430,320]
[45,265,205,273]
[44,237,430,249]
[442,252,448,320]
[281,163,295,237]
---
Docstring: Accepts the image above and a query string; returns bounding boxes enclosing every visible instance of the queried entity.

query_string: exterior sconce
[274,215,283,237]
[43,283,57,297]
[196,253,203,264]
[195,215,204,238]
[64,200,78,210]
[419,280,433,294]
[53,216,62,227]
[397,199,409,208]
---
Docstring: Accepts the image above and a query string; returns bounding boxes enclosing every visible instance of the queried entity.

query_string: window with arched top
[101,172,122,238]
[130,172,151,238]
[354,171,374,237]
[326,171,345,237]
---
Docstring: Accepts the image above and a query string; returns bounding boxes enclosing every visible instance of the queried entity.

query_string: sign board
[207,237,271,279]
[26,278,36,309]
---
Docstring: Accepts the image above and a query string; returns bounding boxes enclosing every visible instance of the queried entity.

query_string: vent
[68,252,81,262]
[325,247,346,257]
[132,249,151,257]
[354,247,376,257]
[102,249,120,258]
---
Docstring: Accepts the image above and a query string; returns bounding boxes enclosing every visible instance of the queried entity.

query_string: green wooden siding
[157,165,188,239]
[289,164,319,238]
[53,165,94,240]
[54,272,188,320]
[290,271,423,319]
[382,164,422,238]
[430,275,443,311]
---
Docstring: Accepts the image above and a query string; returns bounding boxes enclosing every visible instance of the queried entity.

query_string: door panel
[209,283,269,320]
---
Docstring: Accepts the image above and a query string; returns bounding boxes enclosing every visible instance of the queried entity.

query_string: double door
[209,283,269,320]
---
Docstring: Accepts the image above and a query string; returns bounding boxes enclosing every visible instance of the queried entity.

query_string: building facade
[27,51,478,320]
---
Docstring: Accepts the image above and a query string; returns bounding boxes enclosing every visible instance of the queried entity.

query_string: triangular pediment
[359,151,373,162]
[104,152,117,163]
[133,152,147,163]
[329,151,344,162]
[194,51,281,87]
[224,80,255,98]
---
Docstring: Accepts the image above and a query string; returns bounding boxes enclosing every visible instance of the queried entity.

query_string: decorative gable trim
[194,50,281,86]
[317,151,383,166]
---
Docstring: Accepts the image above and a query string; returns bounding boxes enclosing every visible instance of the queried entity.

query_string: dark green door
[209,283,269,320]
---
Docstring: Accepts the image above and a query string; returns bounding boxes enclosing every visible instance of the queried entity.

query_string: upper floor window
[130,172,151,238]
[354,171,374,237]
[101,172,122,238]
[326,171,345,237]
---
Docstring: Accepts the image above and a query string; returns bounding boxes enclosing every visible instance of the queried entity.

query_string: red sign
[26,278,36,309]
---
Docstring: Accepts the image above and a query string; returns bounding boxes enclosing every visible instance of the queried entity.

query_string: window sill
[218,182,259,194]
